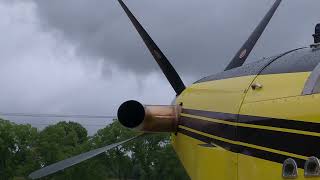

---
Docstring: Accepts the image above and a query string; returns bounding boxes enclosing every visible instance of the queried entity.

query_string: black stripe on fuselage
[238,115,320,134]
[179,116,236,141]
[182,108,320,134]
[182,109,237,122]
[179,115,320,158]
[178,127,236,153]
[178,128,306,168]
[237,126,320,158]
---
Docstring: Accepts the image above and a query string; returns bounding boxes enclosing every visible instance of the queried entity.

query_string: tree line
[0,119,189,180]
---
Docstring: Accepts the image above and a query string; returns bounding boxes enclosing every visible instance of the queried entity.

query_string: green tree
[37,121,87,164]
[130,134,189,180]
[90,120,137,180]
[0,119,38,180]
[36,121,91,180]
[90,120,189,180]
[0,119,189,180]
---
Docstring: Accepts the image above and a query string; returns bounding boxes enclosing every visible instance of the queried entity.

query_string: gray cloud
[2,0,320,134]
[0,1,177,134]
[32,0,320,80]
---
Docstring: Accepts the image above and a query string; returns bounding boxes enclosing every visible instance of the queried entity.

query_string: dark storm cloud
[0,1,177,135]
[33,0,320,79]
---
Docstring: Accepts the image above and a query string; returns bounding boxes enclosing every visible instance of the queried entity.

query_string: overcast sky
[1,0,320,134]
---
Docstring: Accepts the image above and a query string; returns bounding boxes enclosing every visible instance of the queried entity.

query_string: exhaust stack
[117,100,180,132]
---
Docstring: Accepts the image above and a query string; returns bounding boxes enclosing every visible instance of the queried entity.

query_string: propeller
[117,0,185,95]
[224,0,282,71]
[28,0,284,178]
[28,134,145,179]
[28,1,184,178]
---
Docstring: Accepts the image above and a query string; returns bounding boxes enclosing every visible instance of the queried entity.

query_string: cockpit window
[301,48,320,95]
[260,48,320,75]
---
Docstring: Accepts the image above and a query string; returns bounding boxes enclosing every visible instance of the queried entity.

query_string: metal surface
[117,100,180,132]
[304,156,320,177]
[117,0,185,95]
[224,0,282,70]
[136,105,180,132]
[28,135,144,179]
[251,83,263,90]
[282,158,298,179]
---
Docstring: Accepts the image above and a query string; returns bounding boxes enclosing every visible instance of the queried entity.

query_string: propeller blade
[224,0,282,70]
[117,0,185,95]
[28,134,144,179]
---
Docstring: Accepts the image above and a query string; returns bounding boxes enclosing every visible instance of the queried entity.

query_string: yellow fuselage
[172,59,320,180]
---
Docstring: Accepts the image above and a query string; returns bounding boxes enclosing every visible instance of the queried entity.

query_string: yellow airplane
[29,0,320,179]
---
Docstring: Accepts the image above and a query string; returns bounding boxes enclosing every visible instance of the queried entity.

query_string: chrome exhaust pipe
[117,100,180,132]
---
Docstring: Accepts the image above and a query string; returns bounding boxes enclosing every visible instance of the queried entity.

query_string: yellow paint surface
[172,71,320,180]
[173,75,256,180]
[172,133,237,180]
[244,72,310,103]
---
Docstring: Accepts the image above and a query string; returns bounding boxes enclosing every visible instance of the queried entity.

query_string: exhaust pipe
[117,100,180,132]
